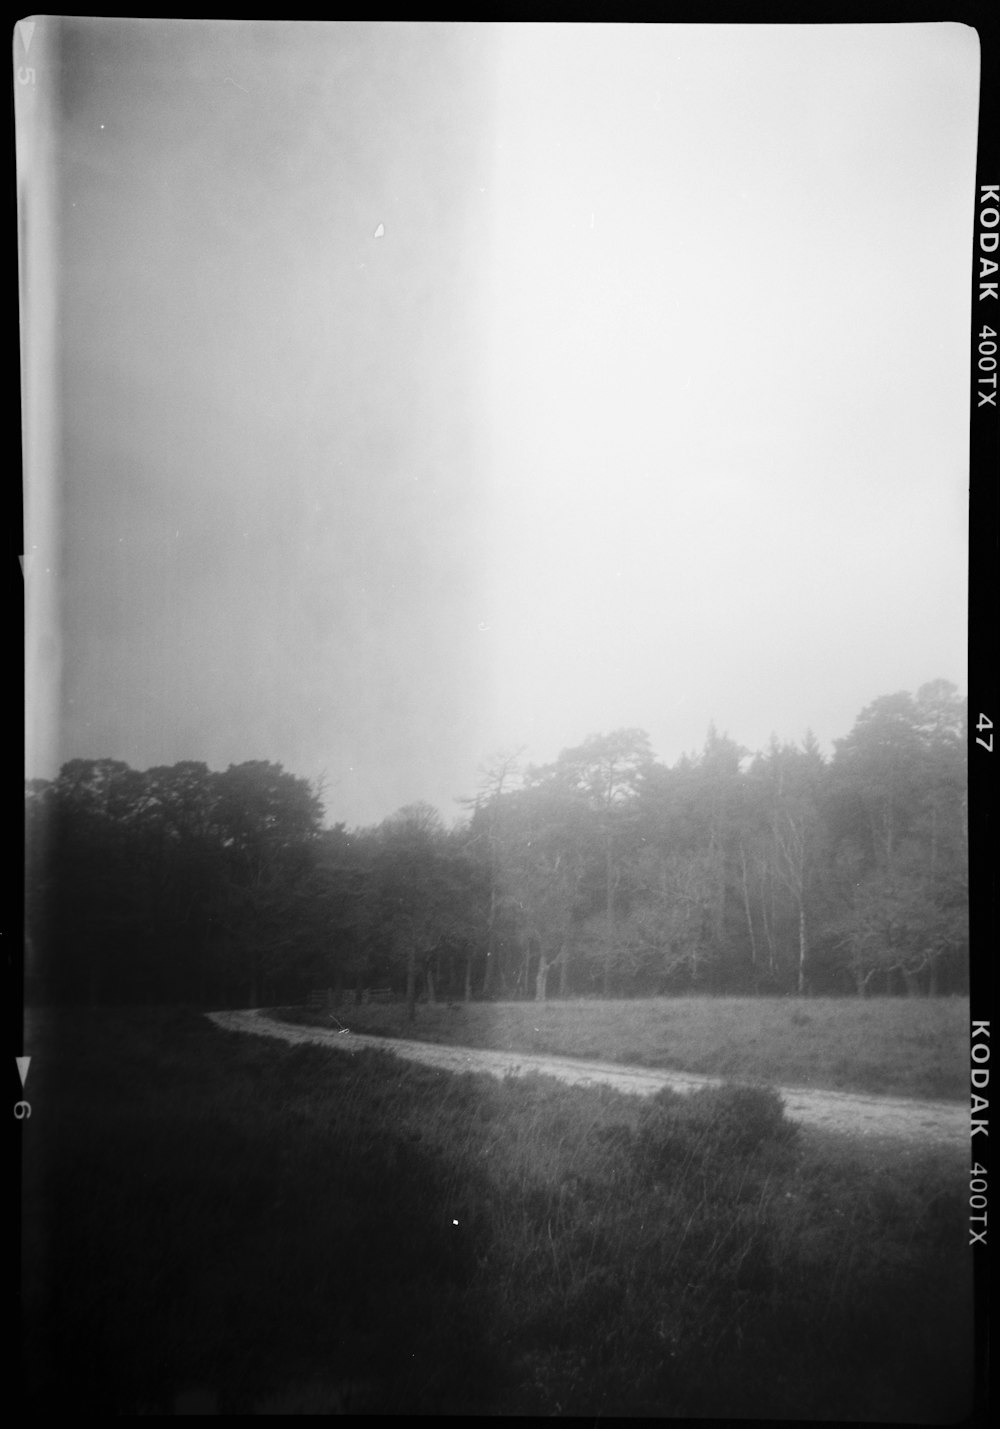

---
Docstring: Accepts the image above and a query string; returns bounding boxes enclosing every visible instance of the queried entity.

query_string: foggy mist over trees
[25,682,968,1010]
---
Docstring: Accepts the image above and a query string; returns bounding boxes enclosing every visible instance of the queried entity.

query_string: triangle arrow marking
[16,1055,31,1089]
[19,20,36,55]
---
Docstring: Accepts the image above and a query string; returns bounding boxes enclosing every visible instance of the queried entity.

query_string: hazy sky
[20,20,979,827]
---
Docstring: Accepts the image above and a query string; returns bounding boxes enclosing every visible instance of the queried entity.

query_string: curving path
[206,1008,967,1149]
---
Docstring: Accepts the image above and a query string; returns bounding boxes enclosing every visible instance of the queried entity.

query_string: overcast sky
[19,20,979,827]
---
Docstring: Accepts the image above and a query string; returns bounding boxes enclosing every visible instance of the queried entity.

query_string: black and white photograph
[17,17,989,1419]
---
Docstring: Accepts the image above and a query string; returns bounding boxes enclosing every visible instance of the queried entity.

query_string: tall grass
[273,994,970,1100]
[21,1009,972,1419]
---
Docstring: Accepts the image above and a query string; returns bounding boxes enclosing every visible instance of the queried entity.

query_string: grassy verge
[20,1008,972,1419]
[269,994,970,1100]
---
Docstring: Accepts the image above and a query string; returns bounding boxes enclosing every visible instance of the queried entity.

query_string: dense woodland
[24,681,968,1010]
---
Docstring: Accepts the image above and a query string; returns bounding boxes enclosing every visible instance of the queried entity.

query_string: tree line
[24,680,968,1010]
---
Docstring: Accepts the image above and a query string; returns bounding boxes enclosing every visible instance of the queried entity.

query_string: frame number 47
[976,715,993,753]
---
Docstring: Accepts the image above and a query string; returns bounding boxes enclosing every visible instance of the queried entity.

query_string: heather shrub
[634,1082,797,1182]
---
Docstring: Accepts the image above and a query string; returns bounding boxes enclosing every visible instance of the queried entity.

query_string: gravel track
[206,1008,967,1148]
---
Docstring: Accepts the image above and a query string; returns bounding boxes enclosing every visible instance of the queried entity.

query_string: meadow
[273,994,970,1101]
[20,1007,974,1419]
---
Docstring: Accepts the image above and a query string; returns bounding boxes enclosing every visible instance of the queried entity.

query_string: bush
[634,1082,797,1181]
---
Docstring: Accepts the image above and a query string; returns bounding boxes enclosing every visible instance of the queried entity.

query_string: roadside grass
[21,1009,972,1419]
[271,994,969,1100]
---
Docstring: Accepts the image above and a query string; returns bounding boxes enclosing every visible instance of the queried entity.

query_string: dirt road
[206,1008,967,1148]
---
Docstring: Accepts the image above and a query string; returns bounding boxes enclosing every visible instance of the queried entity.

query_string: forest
[23,680,968,1010]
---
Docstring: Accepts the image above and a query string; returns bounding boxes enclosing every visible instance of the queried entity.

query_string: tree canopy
[25,683,968,1006]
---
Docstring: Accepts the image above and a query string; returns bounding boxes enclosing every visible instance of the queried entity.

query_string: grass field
[271,994,970,1101]
[19,1006,973,1419]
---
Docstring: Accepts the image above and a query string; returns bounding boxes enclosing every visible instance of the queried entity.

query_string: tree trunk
[603,840,615,998]
[483,869,500,998]
[739,845,758,975]
[902,968,922,997]
[758,870,777,976]
[535,950,550,1002]
[405,943,417,1022]
[425,960,436,1005]
[558,939,569,998]
[796,904,808,996]
[542,939,569,1002]
[522,934,534,1001]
